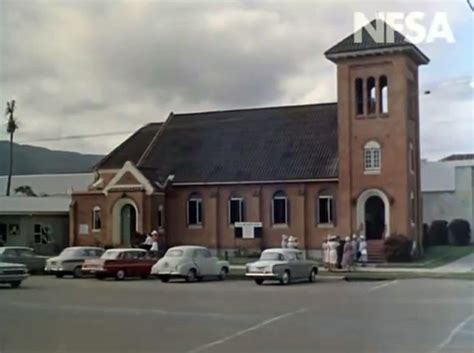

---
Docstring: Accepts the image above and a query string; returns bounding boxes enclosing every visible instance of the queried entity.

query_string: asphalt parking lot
[0,276,473,353]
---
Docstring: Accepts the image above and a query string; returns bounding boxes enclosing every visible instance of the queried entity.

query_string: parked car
[151,246,230,282]
[0,262,29,288]
[246,248,318,285]
[82,248,155,280]
[0,246,48,274]
[45,246,104,278]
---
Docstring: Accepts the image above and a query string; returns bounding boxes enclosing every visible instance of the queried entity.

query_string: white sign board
[235,222,262,239]
[79,224,89,235]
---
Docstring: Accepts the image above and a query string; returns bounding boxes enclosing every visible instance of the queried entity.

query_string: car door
[285,252,302,279]
[194,249,215,276]
[295,251,310,279]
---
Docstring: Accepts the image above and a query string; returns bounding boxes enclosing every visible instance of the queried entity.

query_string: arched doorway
[120,204,136,246]
[364,196,385,239]
[112,198,139,246]
[356,189,390,239]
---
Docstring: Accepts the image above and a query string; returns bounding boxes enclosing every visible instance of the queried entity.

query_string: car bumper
[82,267,107,274]
[153,271,184,278]
[0,274,29,283]
[245,272,279,280]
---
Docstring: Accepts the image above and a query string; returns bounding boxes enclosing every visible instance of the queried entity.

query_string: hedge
[384,234,412,262]
[448,219,471,246]
[428,220,449,246]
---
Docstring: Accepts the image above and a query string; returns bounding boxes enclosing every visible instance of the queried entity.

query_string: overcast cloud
[0,0,472,159]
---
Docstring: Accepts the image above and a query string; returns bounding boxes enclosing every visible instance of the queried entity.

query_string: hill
[0,141,104,175]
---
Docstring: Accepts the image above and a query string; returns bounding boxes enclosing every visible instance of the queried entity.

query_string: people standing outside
[328,235,339,272]
[281,234,288,249]
[322,238,328,269]
[358,235,368,266]
[341,236,354,271]
[352,234,359,262]
[142,232,153,251]
[150,230,159,258]
[287,235,298,249]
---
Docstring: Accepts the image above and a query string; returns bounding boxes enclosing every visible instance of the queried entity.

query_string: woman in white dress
[358,235,368,265]
[322,240,328,268]
[328,236,339,271]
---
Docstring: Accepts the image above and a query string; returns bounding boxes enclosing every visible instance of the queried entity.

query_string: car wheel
[254,278,264,285]
[218,267,228,281]
[160,276,170,283]
[10,281,21,288]
[309,268,317,283]
[73,267,83,279]
[55,272,64,278]
[280,270,291,285]
[115,269,126,281]
[185,269,197,282]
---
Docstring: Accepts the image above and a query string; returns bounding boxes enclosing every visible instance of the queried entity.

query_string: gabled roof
[95,123,163,170]
[137,103,338,184]
[325,19,429,64]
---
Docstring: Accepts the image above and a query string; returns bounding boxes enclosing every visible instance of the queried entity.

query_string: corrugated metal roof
[138,103,339,184]
[0,173,94,197]
[0,196,71,214]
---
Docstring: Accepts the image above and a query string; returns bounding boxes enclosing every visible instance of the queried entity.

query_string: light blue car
[151,246,230,282]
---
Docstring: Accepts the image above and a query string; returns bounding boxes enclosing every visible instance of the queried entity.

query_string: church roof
[118,103,339,185]
[95,122,163,170]
[325,19,429,64]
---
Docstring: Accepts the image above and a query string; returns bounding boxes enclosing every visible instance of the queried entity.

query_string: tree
[5,100,18,196]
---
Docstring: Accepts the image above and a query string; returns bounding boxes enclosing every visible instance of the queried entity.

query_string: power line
[17,130,134,143]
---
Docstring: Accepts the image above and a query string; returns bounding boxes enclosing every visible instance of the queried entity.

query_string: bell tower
[325,20,429,249]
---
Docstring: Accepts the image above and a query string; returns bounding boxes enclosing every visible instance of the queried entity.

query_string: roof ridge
[136,113,173,167]
[173,102,337,117]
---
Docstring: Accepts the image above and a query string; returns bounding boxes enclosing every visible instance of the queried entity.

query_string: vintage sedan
[0,247,48,273]
[82,248,155,280]
[0,262,29,288]
[45,246,104,278]
[246,248,318,285]
[151,246,230,282]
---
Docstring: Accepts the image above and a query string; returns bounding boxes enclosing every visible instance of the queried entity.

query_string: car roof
[0,246,34,251]
[168,246,208,251]
[262,248,301,254]
[104,248,146,253]
[65,246,103,250]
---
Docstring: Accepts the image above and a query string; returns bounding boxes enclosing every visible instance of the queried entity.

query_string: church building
[70,20,429,260]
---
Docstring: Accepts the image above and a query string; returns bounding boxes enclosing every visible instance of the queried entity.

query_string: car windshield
[101,251,120,260]
[260,252,284,261]
[60,248,80,257]
[166,249,184,257]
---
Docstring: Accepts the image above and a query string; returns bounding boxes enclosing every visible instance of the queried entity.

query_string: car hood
[247,260,287,267]
[0,262,26,269]
[83,258,105,266]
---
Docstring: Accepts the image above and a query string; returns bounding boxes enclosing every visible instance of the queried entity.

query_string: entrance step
[367,240,385,263]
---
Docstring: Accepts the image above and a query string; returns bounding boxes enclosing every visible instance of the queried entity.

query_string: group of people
[280,234,299,249]
[322,234,368,271]
[140,230,160,256]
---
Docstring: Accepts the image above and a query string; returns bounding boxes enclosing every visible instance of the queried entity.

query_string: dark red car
[82,248,156,280]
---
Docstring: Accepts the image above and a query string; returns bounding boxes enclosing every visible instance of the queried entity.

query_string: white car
[151,246,230,282]
[45,247,104,278]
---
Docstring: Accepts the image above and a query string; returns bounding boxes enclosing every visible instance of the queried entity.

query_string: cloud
[0,0,471,160]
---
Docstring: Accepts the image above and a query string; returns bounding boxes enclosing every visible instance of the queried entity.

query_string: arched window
[364,141,381,172]
[367,77,376,114]
[379,75,388,114]
[317,190,336,225]
[272,191,288,225]
[92,206,101,231]
[158,205,164,229]
[355,78,364,115]
[229,197,244,224]
[409,142,415,173]
[187,193,202,226]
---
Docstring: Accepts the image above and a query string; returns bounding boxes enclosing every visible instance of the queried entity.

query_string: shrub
[422,223,430,249]
[384,234,412,262]
[448,219,471,246]
[428,220,449,246]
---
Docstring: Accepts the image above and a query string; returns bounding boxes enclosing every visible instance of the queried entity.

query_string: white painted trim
[103,161,155,195]
[92,206,102,231]
[173,178,338,186]
[356,188,390,239]
[112,198,139,246]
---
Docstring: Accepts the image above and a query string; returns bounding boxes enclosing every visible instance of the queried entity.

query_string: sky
[0,0,472,160]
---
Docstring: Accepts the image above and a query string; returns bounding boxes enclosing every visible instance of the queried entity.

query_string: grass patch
[413,245,474,268]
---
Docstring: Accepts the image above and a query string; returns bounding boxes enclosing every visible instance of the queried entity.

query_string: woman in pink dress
[341,236,354,271]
